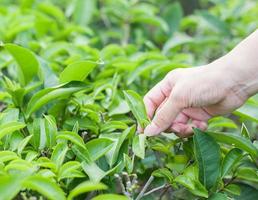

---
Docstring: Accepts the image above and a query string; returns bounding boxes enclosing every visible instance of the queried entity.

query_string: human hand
[143,29,258,137]
[142,63,247,137]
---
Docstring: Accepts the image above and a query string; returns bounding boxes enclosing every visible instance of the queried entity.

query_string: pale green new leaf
[60,61,97,83]
[123,90,149,128]
[0,175,23,200]
[0,122,26,140]
[85,138,113,161]
[23,176,66,200]
[5,43,39,86]
[92,194,129,200]
[57,131,85,149]
[132,134,146,159]
[68,181,107,200]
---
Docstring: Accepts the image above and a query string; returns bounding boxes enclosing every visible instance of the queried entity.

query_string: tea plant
[0,0,257,199]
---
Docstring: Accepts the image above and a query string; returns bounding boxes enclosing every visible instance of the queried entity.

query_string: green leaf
[0,122,26,140]
[198,11,230,35]
[224,184,241,196]
[23,176,66,200]
[152,168,174,183]
[57,131,85,149]
[68,181,107,200]
[174,166,208,198]
[104,126,135,167]
[5,43,39,86]
[92,194,129,200]
[26,82,88,117]
[206,131,258,159]
[71,0,96,26]
[240,123,250,139]
[236,167,258,183]
[208,193,228,200]
[58,161,84,181]
[123,154,134,174]
[17,135,33,156]
[0,151,18,163]
[132,134,146,159]
[81,161,120,183]
[60,61,97,83]
[193,128,221,189]
[72,144,92,163]
[123,90,149,128]
[85,138,113,161]
[51,142,68,169]
[0,175,23,200]
[221,148,243,178]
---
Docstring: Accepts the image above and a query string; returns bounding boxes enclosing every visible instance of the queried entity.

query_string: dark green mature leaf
[221,148,243,178]
[206,131,258,159]
[23,176,66,200]
[5,43,39,86]
[26,82,88,117]
[123,90,149,128]
[68,181,107,200]
[208,193,228,200]
[193,128,221,189]
[132,134,146,159]
[60,61,97,83]
[0,122,26,140]
[92,194,129,200]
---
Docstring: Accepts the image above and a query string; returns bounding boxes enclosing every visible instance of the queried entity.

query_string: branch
[135,176,154,200]
[143,184,168,197]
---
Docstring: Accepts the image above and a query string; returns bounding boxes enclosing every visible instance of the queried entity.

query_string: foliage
[0,0,257,199]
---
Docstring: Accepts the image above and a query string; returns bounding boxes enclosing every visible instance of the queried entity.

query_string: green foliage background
[0,0,257,199]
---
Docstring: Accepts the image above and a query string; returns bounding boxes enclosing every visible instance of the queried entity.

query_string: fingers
[143,77,172,119]
[144,92,184,136]
[171,120,208,137]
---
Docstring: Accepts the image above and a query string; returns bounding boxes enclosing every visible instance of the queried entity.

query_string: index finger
[143,77,172,119]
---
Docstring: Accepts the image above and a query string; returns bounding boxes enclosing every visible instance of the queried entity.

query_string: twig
[159,186,170,200]
[135,176,154,200]
[143,184,167,197]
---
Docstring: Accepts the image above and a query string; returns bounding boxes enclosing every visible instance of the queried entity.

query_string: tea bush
[0,0,257,199]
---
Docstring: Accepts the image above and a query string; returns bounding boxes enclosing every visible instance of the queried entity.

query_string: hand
[143,63,247,137]
[143,29,258,137]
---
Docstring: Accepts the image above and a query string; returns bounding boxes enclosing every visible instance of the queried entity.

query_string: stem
[135,176,154,200]
[143,184,167,197]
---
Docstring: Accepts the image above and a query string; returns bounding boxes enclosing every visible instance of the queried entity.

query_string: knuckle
[166,68,184,79]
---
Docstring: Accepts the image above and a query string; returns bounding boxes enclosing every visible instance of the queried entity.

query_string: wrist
[212,30,258,99]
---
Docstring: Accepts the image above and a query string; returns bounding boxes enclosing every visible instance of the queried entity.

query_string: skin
[143,29,258,137]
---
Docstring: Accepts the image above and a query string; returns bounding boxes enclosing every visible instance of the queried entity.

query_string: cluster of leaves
[0,0,258,199]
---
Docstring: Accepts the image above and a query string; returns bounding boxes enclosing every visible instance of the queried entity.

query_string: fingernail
[144,122,161,136]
